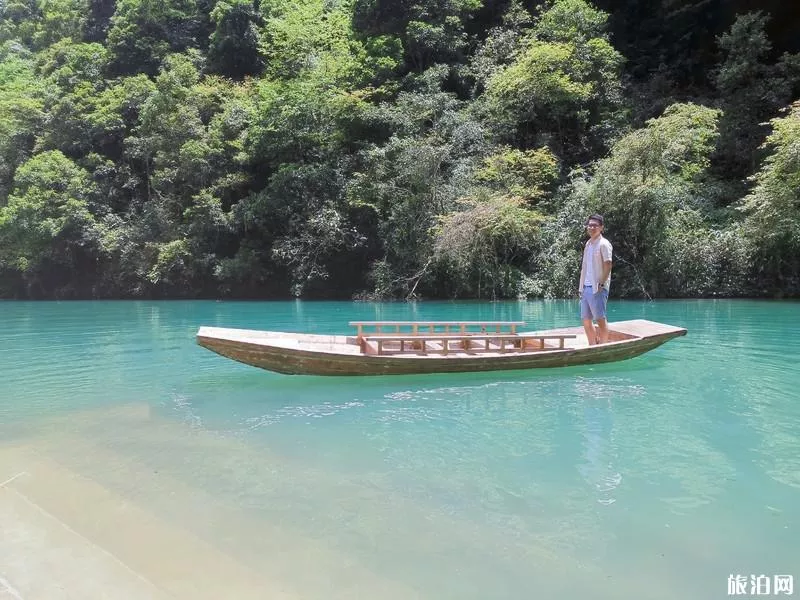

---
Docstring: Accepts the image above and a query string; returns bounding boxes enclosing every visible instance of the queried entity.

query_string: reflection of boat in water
[196,319,687,377]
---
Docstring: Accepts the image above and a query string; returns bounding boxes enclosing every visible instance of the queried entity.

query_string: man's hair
[586,214,604,226]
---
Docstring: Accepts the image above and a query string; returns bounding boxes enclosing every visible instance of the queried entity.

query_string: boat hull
[196,320,687,376]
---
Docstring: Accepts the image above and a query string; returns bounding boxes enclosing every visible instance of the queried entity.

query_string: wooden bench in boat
[518,333,578,349]
[360,332,576,355]
[349,321,527,339]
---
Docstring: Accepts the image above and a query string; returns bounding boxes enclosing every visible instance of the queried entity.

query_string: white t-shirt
[584,239,598,285]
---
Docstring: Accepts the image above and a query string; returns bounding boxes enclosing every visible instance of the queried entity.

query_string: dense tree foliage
[0,0,798,299]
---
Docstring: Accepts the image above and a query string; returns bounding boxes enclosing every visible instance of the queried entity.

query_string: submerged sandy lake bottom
[1,300,798,599]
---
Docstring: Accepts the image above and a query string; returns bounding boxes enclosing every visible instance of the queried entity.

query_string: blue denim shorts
[581,285,608,320]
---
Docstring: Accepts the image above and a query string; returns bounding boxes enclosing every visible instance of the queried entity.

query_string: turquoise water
[1,299,799,599]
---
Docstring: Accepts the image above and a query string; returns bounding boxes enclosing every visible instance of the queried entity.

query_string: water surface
[1,300,798,599]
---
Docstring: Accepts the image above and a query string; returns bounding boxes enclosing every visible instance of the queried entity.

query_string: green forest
[0,0,798,300]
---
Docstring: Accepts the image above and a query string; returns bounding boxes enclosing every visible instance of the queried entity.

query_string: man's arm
[598,241,612,288]
[599,260,612,288]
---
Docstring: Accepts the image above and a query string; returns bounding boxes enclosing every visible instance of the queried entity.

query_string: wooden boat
[196,319,687,376]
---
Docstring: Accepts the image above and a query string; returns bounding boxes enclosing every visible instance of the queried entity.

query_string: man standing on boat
[578,214,613,345]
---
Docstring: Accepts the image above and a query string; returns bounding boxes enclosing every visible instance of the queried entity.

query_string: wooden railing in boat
[359,332,577,355]
[349,321,527,338]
